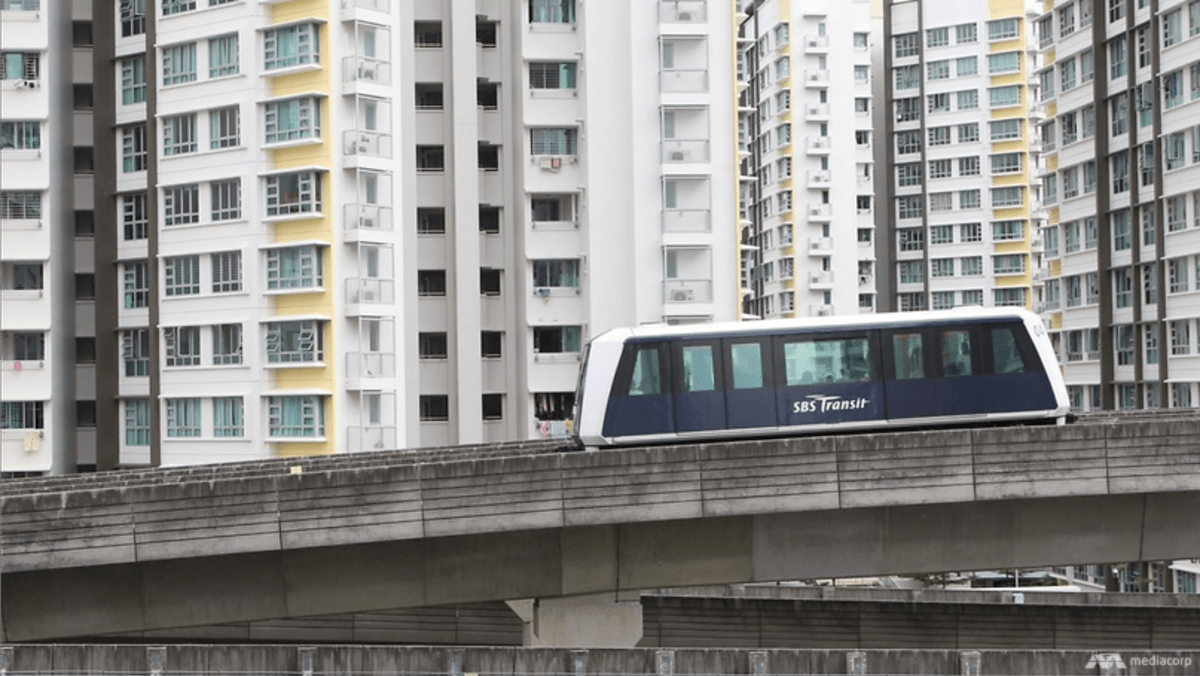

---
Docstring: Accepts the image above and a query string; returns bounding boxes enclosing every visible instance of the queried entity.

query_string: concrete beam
[7,491,1200,641]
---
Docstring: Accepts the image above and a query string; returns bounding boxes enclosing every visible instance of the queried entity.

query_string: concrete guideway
[4,419,1200,641]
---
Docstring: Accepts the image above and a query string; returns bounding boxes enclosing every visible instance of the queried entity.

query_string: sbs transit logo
[792,394,870,414]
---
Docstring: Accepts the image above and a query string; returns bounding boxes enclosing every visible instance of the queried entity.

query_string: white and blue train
[571,308,1069,448]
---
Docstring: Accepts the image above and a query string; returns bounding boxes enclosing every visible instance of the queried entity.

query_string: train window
[940,330,973,377]
[783,336,871,385]
[628,347,663,395]
[681,345,716,392]
[892,333,925,380]
[991,326,1028,374]
[730,343,764,389]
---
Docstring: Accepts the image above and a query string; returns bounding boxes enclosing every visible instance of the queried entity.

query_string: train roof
[593,307,1039,343]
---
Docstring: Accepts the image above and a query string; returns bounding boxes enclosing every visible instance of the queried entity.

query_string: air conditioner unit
[669,150,688,161]
[818,306,834,316]
[535,287,552,297]
[16,79,39,89]
[671,289,695,302]
[360,217,377,229]
[539,157,561,172]
[677,11,692,20]
[363,289,378,301]
[359,65,376,80]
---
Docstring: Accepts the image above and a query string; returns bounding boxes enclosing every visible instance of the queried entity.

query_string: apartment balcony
[345,278,396,315]
[346,424,397,452]
[809,304,835,316]
[478,107,502,142]
[2,359,50,402]
[809,271,834,289]
[1029,104,1047,121]
[660,68,708,93]
[477,44,501,82]
[663,279,713,304]
[805,136,831,155]
[807,204,832,223]
[662,139,710,163]
[479,169,503,204]
[662,208,712,233]
[803,35,830,54]
[803,69,830,88]
[341,56,392,94]
[0,289,49,331]
[807,237,833,255]
[343,204,394,243]
[343,130,393,168]
[805,103,830,121]
[806,170,832,189]
[659,0,707,23]
[345,351,396,389]
[341,0,390,22]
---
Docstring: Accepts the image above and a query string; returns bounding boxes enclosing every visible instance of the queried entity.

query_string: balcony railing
[662,208,712,233]
[344,130,393,158]
[661,139,710,163]
[808,237,833,254]
[346,424,397,452]
[660,69,709,93]
[663,279,713,303]
[346,351,397,380]
[342,56,392,85]
[658,0,707,22]
[344,204,394,235]
[345,277,395,305]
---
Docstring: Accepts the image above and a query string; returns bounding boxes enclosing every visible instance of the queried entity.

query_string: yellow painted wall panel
[994,240,1031,254]
[1051,313,1063,330]
[272,0,331,23]
[276,441,335,457]
[994,206,1030,220]
[1045,48,1055,65]
[990,72,1025,87]
[989,38,1024,53]
[1050,259,1062,277]
[989,0,1025,15]
[1047,154,1058,171]
[992,172,1029,187]
[1046,101,1057,117]
[1049,207,1060,223]
[995,274,1031,288]
[992,140,1027,154]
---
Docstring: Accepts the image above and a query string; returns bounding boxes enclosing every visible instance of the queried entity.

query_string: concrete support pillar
[847,652,867,676]
[147,647,166,676]
[750,651,768,676]
[572,651,590,676]
[449,649,465,676]
[657,650,675,676]
[506,593,643,647]
[961,651,981,676]
[1,647,13,674]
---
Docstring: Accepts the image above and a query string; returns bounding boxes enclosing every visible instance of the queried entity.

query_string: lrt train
[571,307,1069,448]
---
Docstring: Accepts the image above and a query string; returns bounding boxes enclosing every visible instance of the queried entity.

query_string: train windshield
[570,341,591,438]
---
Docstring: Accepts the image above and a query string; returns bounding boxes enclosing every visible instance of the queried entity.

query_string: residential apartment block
[1034,0,1200,411]
[738,0,877,320]
[879,0,1045,314]
[1,0,740,473]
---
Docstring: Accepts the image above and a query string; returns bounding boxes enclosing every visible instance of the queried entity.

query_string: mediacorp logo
[792,394,870,414]
[1086,653,1195,671]
[1085,654,1126,671]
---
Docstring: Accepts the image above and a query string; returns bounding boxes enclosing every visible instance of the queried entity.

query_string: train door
[671,340,728,433]
[933,325,987,415]
[775,331,884,427]
[881,327,939,419]
[982,322,1056,412]
[601,342,674,438]
[722,337,777,430]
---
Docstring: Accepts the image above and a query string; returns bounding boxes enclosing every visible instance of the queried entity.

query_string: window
[162,113,197,156]
[265,171,322,216]
[419,395,449,421]
[1086,272,1101,305]
[1085,217,1098,249]
[163,183,200,225]
[898,293,926,312]
[7,100,48,134]
[1111,93,1129,136]
[961,223,982,243]
[264,97,321,143]
[1038,15,1054,47]
[1060,59,1076,92]
[0,191,40,219]
[211,251,241,293]
[989,85,1021,108]
[896,163,921,187]
[926,26,949,47]
[161,42,197,85]
[416,146,444,171]
[956,56,978,77]
[123,260,148,308]
[531,127,577,155]
[1111,150,1130,193]
[987,18,1019,40]
[213,397,243,437]
[266,321,324,363]
[1172,320,1192,354]
[162,0,195,15]
[264,23,319,70]
[1059,5,1076,36]
[896,130,921,155]
[1170,258,1190,292]
[1166,131,1187,171]
[987,52,1020,74]
[991,153,1023,174]
[533,326,582,353]
[854,65,869,82]
[123,329,151,377]
[1143,206,1157,245]
[480,268,502,296]
[529,61,576,89]
[267,245,323,289]
[894,32,919,57]
[957,123,979,143]
[932,258,955,278]
[419,332,448,359]
[993,254,1026,275]
[414,21,442,47]
[927,60,950,80]
[958,156,980,177]
[1164,8,1183,47]
[207,34,239,79]
[0,401,43,431]
[778,58,793,81]
[123,192,148,240]
[210,106,239,149]
[268,396,325,437]
[1109,0,1124,23]
[1163,70,1184,109]
[530,0,575,23]
[961,257,983,277]
[418,270,446,296]
[122,124,147,173]
[1116,325,1134,366]
[959,190,981,210]
[117,56,146,106]
[956,23,977,43]
[11,332,44,361]
[1063,166,1080,199]
[994,288,1026,307]
[932,292,955,310]
[1143,263,1157,304]
[928,126,950,146]
[897,195,923,220]
[899,228,924,251]
[165,326,201,367]
[957,90,978,110]
[1168,195,1188,231]
[120,0,146,36]
[213,324,242,365]
[205,178,242,222]
[930,193,953,212]
[481,394,504,421]
[927,93,950,114]
[1114,268,1133,308]
[989,119,1021,141]
[928,159,951,180]
[931,225,954,245]
[895,97,921,122]
[1109,36,1126,79]
[0,52,39,81]
[164,255,200,296]
[990,187,1024,207]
